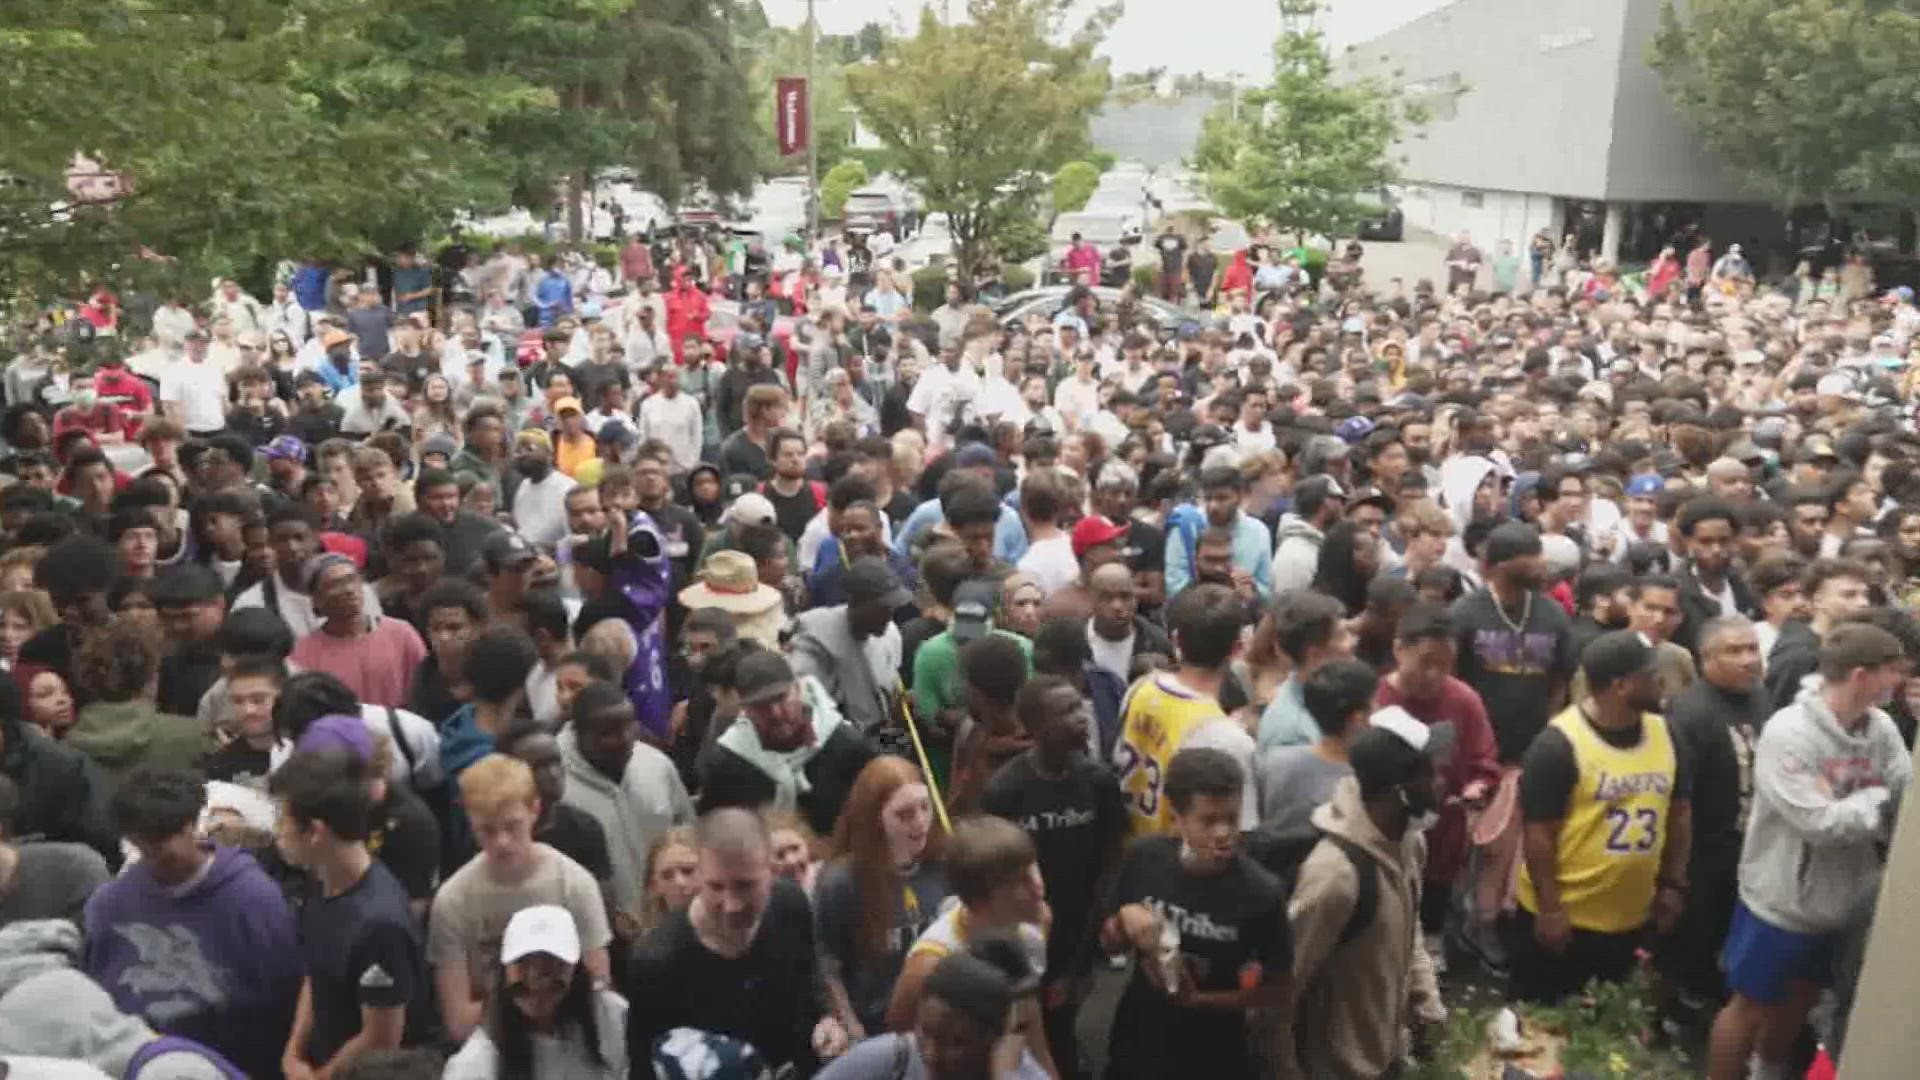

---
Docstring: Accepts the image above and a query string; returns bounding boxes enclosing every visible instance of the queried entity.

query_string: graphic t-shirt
[1107,836,1290,1080]
[1449,588,1576,762]
[980,751,1127,977]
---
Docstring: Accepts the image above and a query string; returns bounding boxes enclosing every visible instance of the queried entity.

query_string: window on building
[1461,191,1484,209]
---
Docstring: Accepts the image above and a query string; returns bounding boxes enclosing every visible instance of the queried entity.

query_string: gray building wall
[1342,0,1760,203]
[1089,97,1220,168]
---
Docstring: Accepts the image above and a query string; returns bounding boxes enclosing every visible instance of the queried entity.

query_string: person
[1509,632,1692,1004]
[1253,659,1379,842]
[442,904,629,1080]
[21,533,117,696]
[1165,465,1272,602]
[201,653,290,789]
[699,650,879,837]
[1283,718,1447,1080]
[1659,615,1767,1012]
[790,557,911,735]
[1114,583,1258,836]
[150,563,229,716]
[1444,231,1482,294]
[236,505,386,637]
[289,553,428,708]
[1013,471,1076,597]
[0,967,250,1079]
[427,754,613,1042]
[556,681,693,925]
[636,362,704,474]
[509,430,578,548]
[1707,624,1912,1080]
[0,771,110,927]
[499,719,615,890]
[625,807,848,1075]
[1272,475,1345,595]
[65,617,212,792]
[885,816,1057,1080]
[1673,497,1754,654]
[1764,558,1872,714]
[818,941,1051,1080]
[271,748,425,1077]
[0,663,117,860]
[82,766,303,1078]
[815,756,949,1040]
[1101,748,1290,1080]
[1255,590,1357,750]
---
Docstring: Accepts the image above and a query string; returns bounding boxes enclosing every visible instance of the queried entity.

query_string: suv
[843,189,901,233]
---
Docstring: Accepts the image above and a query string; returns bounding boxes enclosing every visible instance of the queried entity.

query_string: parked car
[843,188,903,233]
[991,286,1199,338]
[1353,190,1404,242]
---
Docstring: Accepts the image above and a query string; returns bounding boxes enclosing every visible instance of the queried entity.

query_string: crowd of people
[0,221,1914,1080]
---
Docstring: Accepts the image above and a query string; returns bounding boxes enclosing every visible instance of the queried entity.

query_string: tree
[1192,0,1428,240]
[820,160,870,219]
[1052,162,1102,215]
[748,26,856,174]
[1650,0,1920,210]
[846,0,1115,272]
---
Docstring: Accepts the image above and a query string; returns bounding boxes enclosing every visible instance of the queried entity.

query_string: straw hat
[678,549,782,615]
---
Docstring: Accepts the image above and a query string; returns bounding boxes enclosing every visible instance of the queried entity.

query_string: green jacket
[66,700,213,795]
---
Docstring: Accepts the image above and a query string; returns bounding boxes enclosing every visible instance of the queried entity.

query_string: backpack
[1245,828,1379,948]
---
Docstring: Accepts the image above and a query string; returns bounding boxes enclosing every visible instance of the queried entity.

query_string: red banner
[775,77,810,157]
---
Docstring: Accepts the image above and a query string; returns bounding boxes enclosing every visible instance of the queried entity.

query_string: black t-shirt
[980,750,1126,977]
[884,490,918,528]
[202,739,276,790]
[626,878,823,1072]
[1186,251,1218,294]
[880,382,914,437]
[1156,234,1187,274]
[1449,588,1576,763]
[574,359,632,404]
[1107,836,1290,1079]
[1519,708,1694,823]
[407,655,461,728]
[289,404,344,447]
[764,479,821,544]
[1125,519,1166,580]
[644,502,705,587]
[158,646,223,718]
[538,802,614,882]
[225,407,286,448]
[301,860,426,1064]
[381,350,439,397]
[369,784,442,902]
[719,430,771,481]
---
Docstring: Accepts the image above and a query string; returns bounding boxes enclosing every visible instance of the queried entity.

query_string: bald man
[1083,562,1173,684]
[1706,457,1754,502]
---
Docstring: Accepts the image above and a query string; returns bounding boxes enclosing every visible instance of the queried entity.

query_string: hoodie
[557,727,694,915]
[0,717,117,863]
[1737,677,1912,935]
[81,845,303,1078]
[64,701,212,796]
[1439,455,1498,577]
[1283,777,1441,1080]
[0,969,234,1079]
[1271,514,1325,595]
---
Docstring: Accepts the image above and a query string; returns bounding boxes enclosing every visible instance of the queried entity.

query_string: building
[1340,0,1785,264]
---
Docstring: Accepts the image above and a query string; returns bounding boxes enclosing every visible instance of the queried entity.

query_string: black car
[1353,190,1404,242]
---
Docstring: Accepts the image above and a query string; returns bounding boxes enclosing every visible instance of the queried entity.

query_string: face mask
[1401,786,1440,831]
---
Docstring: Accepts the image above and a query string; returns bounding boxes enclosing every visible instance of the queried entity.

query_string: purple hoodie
[81,844,303,1079]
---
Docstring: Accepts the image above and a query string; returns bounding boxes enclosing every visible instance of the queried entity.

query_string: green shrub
[1051,161,1100,215]
[910,266,950,311]
[1131,262,1158,294]
[820,160,870,220]
[1002,264,1035,292]
[992,216,1049,265]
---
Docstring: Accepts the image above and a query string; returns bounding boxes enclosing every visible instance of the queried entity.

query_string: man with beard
[1673,497,1755,655]
[626,808,846,1074]
[1510,632,1692,1003]
[507,429,576,548]
[789,557,910,735]
[1659,616,1767,1013]
[699,651,878,837]
[413,467,502,575]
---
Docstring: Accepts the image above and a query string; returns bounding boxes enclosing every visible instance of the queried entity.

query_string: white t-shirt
[1086,624,1134,683]
[158,359,229,433]
[513,470,579,546]
[1016,534,1079,597]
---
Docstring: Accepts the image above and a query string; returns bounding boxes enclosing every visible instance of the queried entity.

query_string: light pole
[806,0,820,239]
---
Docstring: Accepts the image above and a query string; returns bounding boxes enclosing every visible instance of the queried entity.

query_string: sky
[759,0,1457,80]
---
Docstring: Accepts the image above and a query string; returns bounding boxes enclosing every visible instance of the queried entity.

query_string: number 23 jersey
[1517,705,1688,933]
[1113,673,1258,837]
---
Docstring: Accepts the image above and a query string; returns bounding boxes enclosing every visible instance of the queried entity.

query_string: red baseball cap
[1071,514,1129,559]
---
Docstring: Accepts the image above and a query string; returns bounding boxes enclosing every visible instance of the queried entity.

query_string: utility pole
[806,0,820,240]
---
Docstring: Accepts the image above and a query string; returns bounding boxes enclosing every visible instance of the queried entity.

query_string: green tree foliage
[0,0,756,292]
[820,160,871,219]
[1650,0,1920,209]
[846,0,1114,272]
[1192,0,1427,240]
[1052,162,1102,215]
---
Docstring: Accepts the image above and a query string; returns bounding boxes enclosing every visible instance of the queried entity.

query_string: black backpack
[1246,827,1379,948]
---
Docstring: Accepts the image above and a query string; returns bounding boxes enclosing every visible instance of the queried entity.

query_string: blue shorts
[1722,900,1836,1005]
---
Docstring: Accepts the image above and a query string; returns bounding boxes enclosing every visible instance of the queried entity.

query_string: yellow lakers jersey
[1517,706,1678,933]
[1114,673,1229,836]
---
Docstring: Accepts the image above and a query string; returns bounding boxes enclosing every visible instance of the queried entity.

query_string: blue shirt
[1163,509,1272,601]
[892,497,1026,564]
[1256,674,1319,751]
[291,265,330,311]
[534,271,573,325]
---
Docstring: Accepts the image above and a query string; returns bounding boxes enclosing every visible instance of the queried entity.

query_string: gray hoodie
[1272,513,1325,594]
[0,969,224,1079]
[1738,677,1913,934]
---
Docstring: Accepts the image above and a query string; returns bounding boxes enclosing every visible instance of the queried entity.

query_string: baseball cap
[954,444,999,470]
[1799,435,1840,463]
[1725,439,1766,465]
[262,435,307,463]
[1483,522,1544,567]
[597,420,635,448]
[420,431,458,459]
[1581,631,1659,692]
[482,530,538,570]
[500,904,582,966]
[1348,485,1393,511]
[1295,474,1348,507]
[950,580,997,644]
[736,651,797,706]
[1071,514,1129,558]
[723,493,777,529]
[296,714,375,760]
[553,396,584,416]
[844,557,912,609]
[1625,474,1665,498]
[320,329,353,349]
[1335,416,1376,444]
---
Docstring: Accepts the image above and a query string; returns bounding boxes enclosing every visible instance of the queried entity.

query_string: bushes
[820,160,870,220]
[1131,262,1158,294]
[1051,161,1100,215]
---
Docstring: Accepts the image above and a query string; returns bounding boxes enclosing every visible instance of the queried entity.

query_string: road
[1345,228,1500,296]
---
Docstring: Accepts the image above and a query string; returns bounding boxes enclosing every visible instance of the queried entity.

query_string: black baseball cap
[1581,631,1659,692]
[736,651,796,705]
[1483,522,1544,567]
[482,530,537,571]
[951,579,997,644]
[844,557,911,609]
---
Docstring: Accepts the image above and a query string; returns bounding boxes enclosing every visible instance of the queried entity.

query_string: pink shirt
[289,616,427,708]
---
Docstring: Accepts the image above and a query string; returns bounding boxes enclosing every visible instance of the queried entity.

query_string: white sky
[759,0,1456,79]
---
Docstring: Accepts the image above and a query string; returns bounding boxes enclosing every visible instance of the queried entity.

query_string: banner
[775,77,810,157]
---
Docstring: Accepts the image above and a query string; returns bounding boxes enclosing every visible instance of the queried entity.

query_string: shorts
[1722,900,1836,1005]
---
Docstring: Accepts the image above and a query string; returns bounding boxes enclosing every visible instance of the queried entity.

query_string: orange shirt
[555,431,598,478]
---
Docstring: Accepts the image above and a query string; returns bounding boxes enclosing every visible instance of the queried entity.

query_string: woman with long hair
[443,905,628,1080]
[634,827,700,936]
[1312,519,1381,618]
[816,756,948,1041]
[413,373,462,448]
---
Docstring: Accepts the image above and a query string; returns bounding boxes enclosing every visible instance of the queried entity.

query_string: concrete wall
[1089,97,1222,169]
[1398,184,1561,253]
[1342,0,1761,204]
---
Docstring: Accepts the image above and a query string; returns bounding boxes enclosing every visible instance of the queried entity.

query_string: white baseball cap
[500,904,582,966]
[722,492,778,529]
[1368,705,1430,752]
